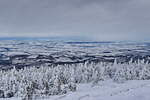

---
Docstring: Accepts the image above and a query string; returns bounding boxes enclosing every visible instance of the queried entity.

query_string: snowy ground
[2,80,150,100]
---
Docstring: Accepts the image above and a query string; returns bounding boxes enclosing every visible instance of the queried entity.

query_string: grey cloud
[0,0,149,41]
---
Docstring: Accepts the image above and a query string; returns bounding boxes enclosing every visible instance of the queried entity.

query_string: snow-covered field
[0,39,150,70]
[2,80,150,100]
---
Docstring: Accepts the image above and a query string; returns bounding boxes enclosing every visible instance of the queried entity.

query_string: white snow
[42,80,150,100]
[2,80,150,100]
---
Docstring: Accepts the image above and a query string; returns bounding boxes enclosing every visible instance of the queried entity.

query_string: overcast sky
[0,0,150,41]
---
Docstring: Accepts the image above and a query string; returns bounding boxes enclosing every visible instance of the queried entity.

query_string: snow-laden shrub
[0,59,150,99]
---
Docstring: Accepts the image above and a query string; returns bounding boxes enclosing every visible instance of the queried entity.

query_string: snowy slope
[2,80,150,100]
[43,80,150,100]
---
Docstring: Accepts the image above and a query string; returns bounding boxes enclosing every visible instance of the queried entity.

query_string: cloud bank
[0,0,150,41]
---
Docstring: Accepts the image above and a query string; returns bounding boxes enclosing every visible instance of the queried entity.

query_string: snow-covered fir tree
[0,59,150,99]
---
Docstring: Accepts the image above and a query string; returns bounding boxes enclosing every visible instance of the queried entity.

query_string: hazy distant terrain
[0,38,150,70]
